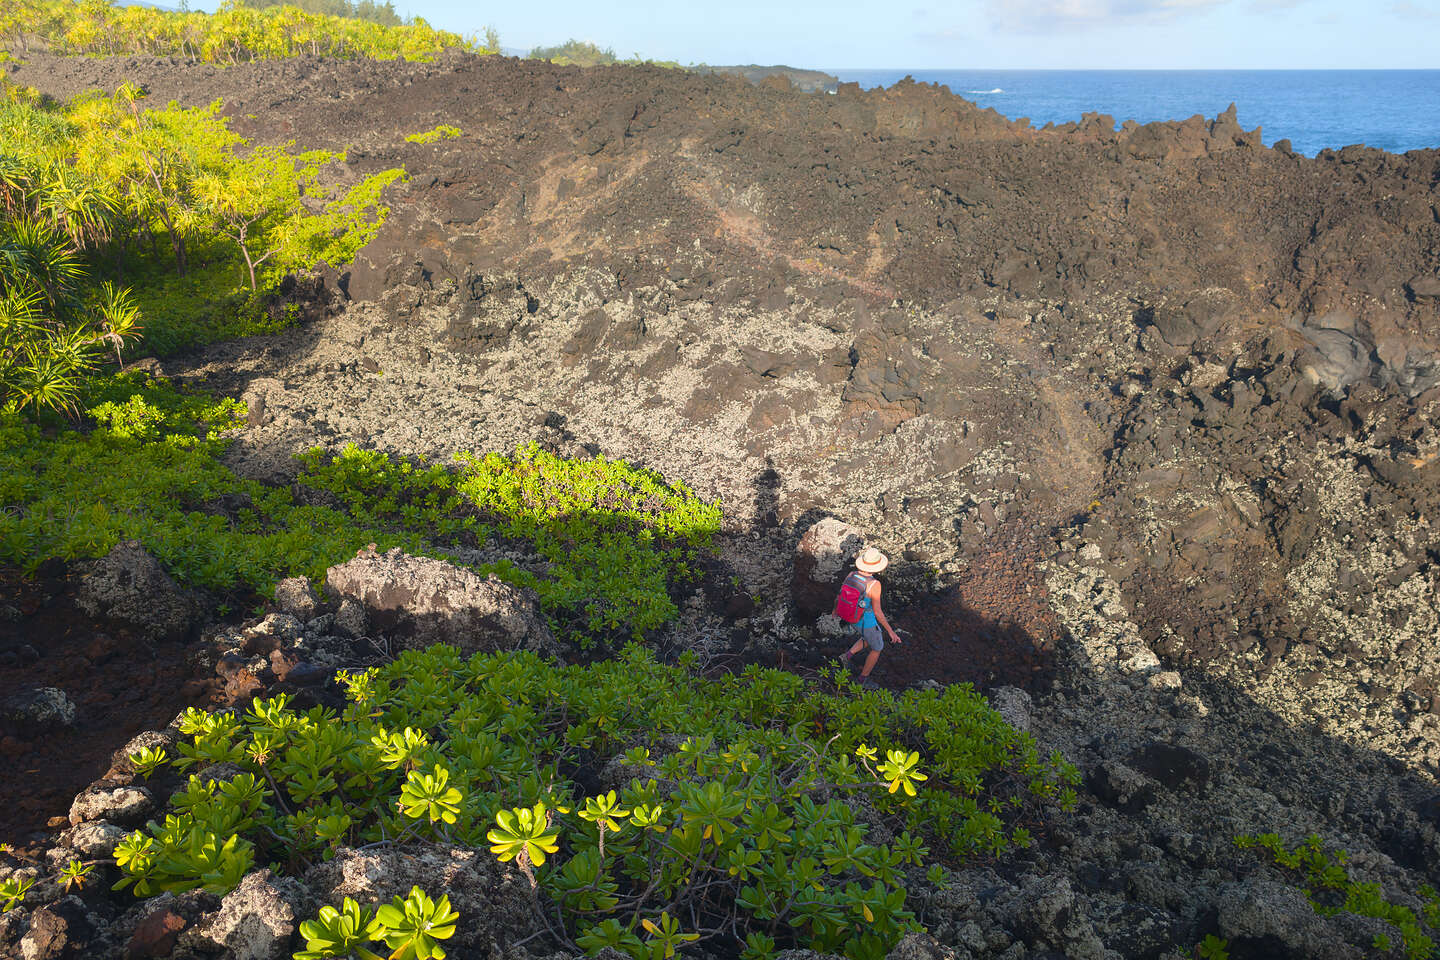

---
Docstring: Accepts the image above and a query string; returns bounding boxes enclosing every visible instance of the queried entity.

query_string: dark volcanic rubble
[4,51,1440,960]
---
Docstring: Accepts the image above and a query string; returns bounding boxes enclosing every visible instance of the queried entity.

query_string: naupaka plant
[293,886,458,960]
[107,646,1076,960]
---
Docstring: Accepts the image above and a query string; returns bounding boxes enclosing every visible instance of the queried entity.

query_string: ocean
[830,70,1440,157]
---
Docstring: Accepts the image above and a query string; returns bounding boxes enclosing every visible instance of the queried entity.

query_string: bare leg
[847,638,866,657]
[859,649,881,678]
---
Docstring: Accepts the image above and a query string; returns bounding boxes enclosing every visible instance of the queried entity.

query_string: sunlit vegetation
[116,647,1078,959]
[404,123,462,144]
[0,81,405,410]
[0,0,492,64]
[1237,833,1440,959]
[0,374,720,639]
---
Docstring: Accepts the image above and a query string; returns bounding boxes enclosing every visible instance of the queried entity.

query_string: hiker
[838,547,902,685]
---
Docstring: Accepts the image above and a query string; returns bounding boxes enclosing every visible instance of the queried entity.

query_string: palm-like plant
[0,216,140,413]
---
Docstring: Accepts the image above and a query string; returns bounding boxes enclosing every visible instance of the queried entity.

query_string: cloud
[915,25,974,44]
[1389,0,1440,17]
[983,0,1230,32]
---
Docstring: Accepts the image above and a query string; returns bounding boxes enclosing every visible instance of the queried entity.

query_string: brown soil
[0,565,206,843]
[873,522,1061,692]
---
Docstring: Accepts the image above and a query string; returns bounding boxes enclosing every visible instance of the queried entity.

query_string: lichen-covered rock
[1128,741,1211,793]
[886,931,969,960]
[272,577,321,622]
[75,540,203,643]
[243,613,304,648]
[1,687,76,734]
[68,784,154,827]
[182,869,310,960]
[110,729,180,777]
[987,686,1032,733]
[332,597,368,638]
[992,874,1107,960]
[1216,875,1362,960]
[62,820,126,859]
[790,517,866,621]
[324,548,557,656]
[302,843,536,952]
[1086,760,1157,814]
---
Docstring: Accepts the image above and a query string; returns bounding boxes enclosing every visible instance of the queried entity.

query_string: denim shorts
[859,624,884,652]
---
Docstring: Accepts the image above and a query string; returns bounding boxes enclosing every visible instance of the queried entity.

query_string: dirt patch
[862,522,1060,693]
[0,565,207,842]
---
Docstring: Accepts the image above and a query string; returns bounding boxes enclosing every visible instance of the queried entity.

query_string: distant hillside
[693,63,839,93]
[527,39,680,69]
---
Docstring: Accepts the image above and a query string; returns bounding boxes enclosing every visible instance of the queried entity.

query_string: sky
[179,0,1440,69]
[387,0,1440,70]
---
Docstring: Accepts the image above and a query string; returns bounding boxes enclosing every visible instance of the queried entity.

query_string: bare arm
[869,581,901,644]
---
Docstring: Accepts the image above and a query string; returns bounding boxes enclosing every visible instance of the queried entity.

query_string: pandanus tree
[0,217,141,413]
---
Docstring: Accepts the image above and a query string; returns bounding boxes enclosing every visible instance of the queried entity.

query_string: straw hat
[855,547,889,573]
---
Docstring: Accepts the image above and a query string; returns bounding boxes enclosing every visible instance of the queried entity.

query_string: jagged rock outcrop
[179,870,311,960]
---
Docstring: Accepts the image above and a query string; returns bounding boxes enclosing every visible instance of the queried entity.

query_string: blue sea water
[830,70,1440,157]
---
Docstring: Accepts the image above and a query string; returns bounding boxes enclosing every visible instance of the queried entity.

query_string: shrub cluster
[0,0,488,63]
[1,375,720,637]
[113,645,1078,960]
[1237,832,1440,959]
[296,443,721,635]
[404,125,462,144]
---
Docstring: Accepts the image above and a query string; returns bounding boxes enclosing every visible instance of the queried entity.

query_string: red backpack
[834,572,872,623]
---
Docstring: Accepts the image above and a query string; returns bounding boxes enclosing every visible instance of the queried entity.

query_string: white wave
[967,88,1004,94]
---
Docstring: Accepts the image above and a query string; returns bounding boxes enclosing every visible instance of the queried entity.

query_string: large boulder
[271,577,321,622]
[68,783,154,827]
[324,548,558,656]
[182,869,310,960]
[302,844,536,953]
[1216,875,1362,960]
[1149,289,1236,348]
[991,874,1106,960]
[1405,275,1440,300]
[1,687,76,735]
[61,820,127,858]
[75,540,203,643]
[791,518,867,621]
[1295,311,1374,393]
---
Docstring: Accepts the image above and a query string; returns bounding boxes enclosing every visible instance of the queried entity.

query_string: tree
[193,146,310,292]
[529,39,618,67]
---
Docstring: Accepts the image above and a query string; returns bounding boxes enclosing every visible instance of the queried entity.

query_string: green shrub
[0,215,141,413]
[1237,832,1440,959]
[295,442,722,636]
[405,125,461,144]
[2,375,719,638]
[295,887,458,960]
[114,645,1078,960]
[0,373,410,591]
